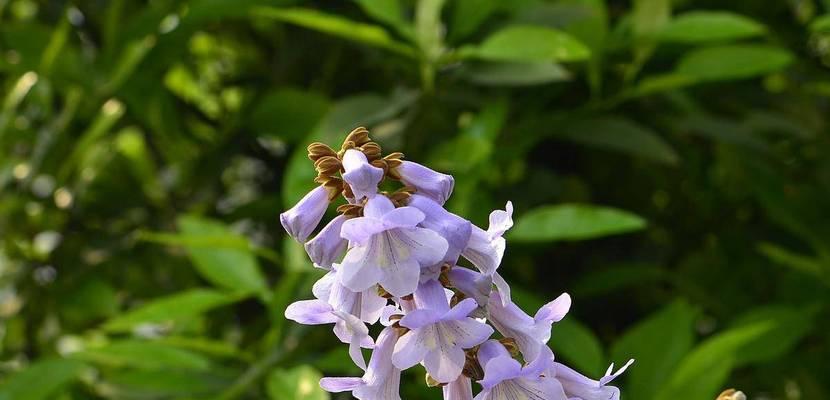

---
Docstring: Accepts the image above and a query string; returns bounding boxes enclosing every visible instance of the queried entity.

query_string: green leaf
[458,61,571,86]
[675,45,793,81]
[732,305,817,365]
[267,365,329,400]
[757,242,825,278]
[252,7,417,58]
[0,358,86,400]
[656,320,776,400]
[559,117,679,165]
[462,25,590,62]
[353,0,412,39]
[610,300,699,400]
[659,11,766,43]
[511,203,647,242]
[449,0,501,41]
[101,369,231,398]
[73,340,213,371]
[249,88,330,142]
[551,318,605,375]
[572,263,666,297]
[102,289,242,332]
[178,215,269,296]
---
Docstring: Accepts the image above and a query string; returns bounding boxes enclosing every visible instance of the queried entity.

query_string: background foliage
[1,0,829,399]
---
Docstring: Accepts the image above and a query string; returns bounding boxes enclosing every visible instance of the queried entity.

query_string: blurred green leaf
[675,45,793,81]
[266,365,329,400]
[656,319,775,400]
[101,369,231,398]
[611,300,699,400]
[511,203,647,242]
[178,215,269,297]
[449,0,500,41]
[103,289,242,332]
[252,7,417,58]
[559,117,679,165]
[551,318,605,375]
[458,61,571,86]
[249,88,330,142]
[757,242,825,279]
[74,340,213,371]
[572,263,666,297]
[461,25,591,62]
[659,11,767,43]
[0,359,86,400]
[353,0,409,35]
[732,304,817,365]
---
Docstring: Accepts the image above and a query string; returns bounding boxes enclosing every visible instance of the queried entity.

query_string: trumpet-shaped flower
[312,267,387,324]
[339,195,448,297]
[284,299,373,369]
[395,160,454,205]
[486,290,571,363]
[342,149,384,200]
[305,215,348,269]
[392,280,493,383]
[553,360,634,400]
[320,326,403,400]
[475,341,567,400]
[280,185,331,242]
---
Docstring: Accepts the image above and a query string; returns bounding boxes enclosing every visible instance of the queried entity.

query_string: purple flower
[312,268,387,324]
[408,194,472,265]
[486,290,571,363]
[339,195,449,297]
[284,299,373,369]
[305,215,348,269]
[475,341,567,400]
[392,280,493,383]
[342,149,384,200]
[553,360,634,400]
[395,160,454,205]
[462,201,513,276]
[447,267,493,307]
[280,186,332,242]
[320,326,403,400]
[443,376,474,400]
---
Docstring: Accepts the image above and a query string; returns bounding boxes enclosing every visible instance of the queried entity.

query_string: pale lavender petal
[392,327,431,370]
[338,245,383,293]
[461,226,503,276]
[400,308,442,330]
[477,340,511,367]
[522,345,554,378]
[380,304,401,326]
[443,376,474,400]
[395,226,449,267]
[441,298,479,321]
[284,299,337,325]
[598,359,634,386]
[305,215,347,269]
[332,311,373,369]
[448,267,493,306]
[377,252,421,297]
[477,377,568,400]
[478,355,523,389]
[450,318,494,348]
[280,186,330,242]
[414,279,451,313]
[356,327,403,400]
[534,293,571,324]
[311,270,336,301]
[408,194,472,263]
[320,377,362,392]
[492,271,511,306]
[342,149,384,200]
[486,201,514,240]
[396,160,454,205]
[554,361,627,400]
[486,291,544,362]
[381,206,425,229]
[341,216,387,245]
[424,341,465,383]
[363,195,395,219]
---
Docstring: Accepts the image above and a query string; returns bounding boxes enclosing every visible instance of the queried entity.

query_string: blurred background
[1,0,829,399]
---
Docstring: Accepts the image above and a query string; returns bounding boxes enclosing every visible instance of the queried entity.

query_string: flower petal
[534,293,571,324]
[381,206,426,229]
[339,245,383,293]
[392,328,431,370]
[342,149,383,200]
[479,355,523,389]
[341,216,387,245]
[305,215,348,269]
[424,341,465,383]
[443,376,474,400]
[284,299,337,325]
[319,377,363,393]
[395,226,449,267]
[280,186,330,242]
[396,160,454,205]
[450,318,494,348]
[442,298,479,322]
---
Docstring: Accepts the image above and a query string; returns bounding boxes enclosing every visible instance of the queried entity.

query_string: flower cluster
[281,127,633,400]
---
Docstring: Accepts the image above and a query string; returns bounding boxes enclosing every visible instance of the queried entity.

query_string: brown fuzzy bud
[463,347,485,380]
[499,337,521,358]
[342,127,371,149]
[361,142,382,161]
[308,142,337,162]
[336,203,363,218]
[314,156,342,176]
